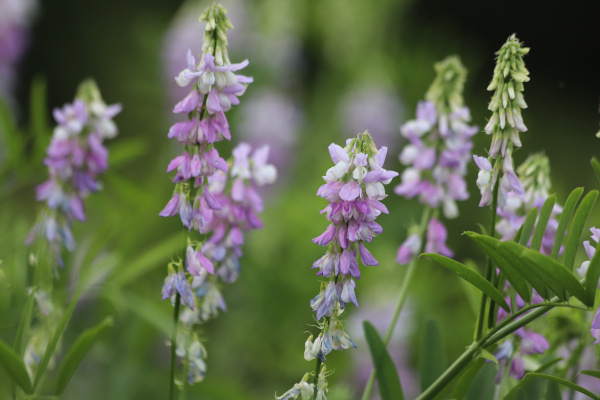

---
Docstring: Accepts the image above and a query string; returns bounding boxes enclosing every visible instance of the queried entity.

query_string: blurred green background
[1,0,600,399]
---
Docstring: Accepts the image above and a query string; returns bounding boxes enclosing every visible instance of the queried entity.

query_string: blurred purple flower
[339,86,404,153]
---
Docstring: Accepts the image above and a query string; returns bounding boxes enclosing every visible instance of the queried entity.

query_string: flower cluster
[160,3,252,236]
[28,80,121,265]
[577,227,600,344]
[494,327,549,379]
[160,4,252,305]
[395,56,476,264]
[312,133,397,318]
[277,132,396,400]
[474,34,530,209]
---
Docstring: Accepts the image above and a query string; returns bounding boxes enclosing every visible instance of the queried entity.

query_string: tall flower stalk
[361,55,477,400]
[473,34,530,339]
[159,4,253,397]
[277,132,397,400]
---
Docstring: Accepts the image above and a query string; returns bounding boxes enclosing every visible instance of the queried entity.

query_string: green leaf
[585,244,600,306]
[530,195,557,252]
[363,321,404,400]
[580,370,600,379]
[0,339,33,394]
[34,289,81,390]
[551,188,584,259]
[419,319,445,392]
[591,157,600,186]
[464,233,532,303]
[563,190,598,271]
[13,287,37,357]
[448,359,484,400]
[545,381,562,400]
[423,253,509,312]
[55,316,113,395]
[518,207,539,248]
[523,373,600,400]
[504,243,587,304]
[465,362,496,400]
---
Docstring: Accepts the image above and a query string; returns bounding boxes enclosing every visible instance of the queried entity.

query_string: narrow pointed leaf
[586,244,600,306]
[530,195,556,252]
[419,319,445,392]
[34,289,81,390]
[504,242,587,304]
[551,187,584,259]
[465,232,531,303]
[448,359,484,400]
[545,381,562,400]
[563,190,598,271]
[580,370,600,379]
[518,207,538,247]
[591,157,600,186]
[524,373,600,400]
[494,244,548,300]
[55,316,113,395]
[363,321,404,400]
[423,253,509,312]
[13,287,37,357]
[0,339,33,394]
[465,362,496,400]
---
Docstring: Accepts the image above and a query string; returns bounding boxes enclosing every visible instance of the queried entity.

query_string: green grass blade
[33,289,81,390]
[0,339,33,394]
[423,253,509,312]
[419,319,445,393]
[363,321,404,400]
[524,373,600,400]
[563,190,598,271]
[530,195,556,252]
[518,207,539,247]
[580,370,600,379]
[551,188,584,259]
[465,232,531,303]
[13,287,37,357]
[55,316,113,395]
[465,362,496,400]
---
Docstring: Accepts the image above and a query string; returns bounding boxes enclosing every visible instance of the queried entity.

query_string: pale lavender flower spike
[28,80,121,265]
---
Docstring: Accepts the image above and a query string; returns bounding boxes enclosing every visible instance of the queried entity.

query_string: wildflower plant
[276,131,397,399]
[158,3,261,396]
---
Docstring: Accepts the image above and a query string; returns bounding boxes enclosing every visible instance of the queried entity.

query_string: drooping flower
[27,80,121,266]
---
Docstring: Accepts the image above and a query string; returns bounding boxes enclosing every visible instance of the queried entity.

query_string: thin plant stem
[487,178,501,329]
[169,293,182,400]
[360,206,432,400]
[313,357,323,398]
[475,177,500,340]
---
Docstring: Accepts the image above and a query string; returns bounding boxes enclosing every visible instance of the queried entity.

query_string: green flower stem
[313,357,323,398]
[169,293,181,400]
[360,206,432,400]
[418,298,565,399]
[487,177,502,330]
[475,177,500,341]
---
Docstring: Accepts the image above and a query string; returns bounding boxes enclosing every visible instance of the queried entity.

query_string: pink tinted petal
[339,180,361,201]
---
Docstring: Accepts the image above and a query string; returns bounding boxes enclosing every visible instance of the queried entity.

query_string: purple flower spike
[312,133,396,321]
[29,80,121,265]
[425,218,453,258]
